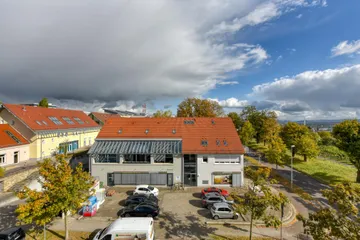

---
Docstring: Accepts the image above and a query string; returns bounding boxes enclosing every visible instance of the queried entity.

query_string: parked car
[201,192,234,209]
[125,194,159,206]
[0,227,26,240]
[93,217,155,240]
[210,202,239,220]
[134,185,159,197]
[127,201,158,209]
[119,204,160,218]
[201,187,229,197]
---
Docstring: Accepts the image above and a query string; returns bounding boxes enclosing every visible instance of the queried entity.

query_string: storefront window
[213,174,232,185]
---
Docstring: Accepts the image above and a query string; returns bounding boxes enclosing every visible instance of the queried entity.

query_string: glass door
[183,154,197,186]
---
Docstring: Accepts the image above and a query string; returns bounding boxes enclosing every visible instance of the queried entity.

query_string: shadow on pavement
[0,204,18,231]
[188,199,202,208]
[192,192,201,198]
[197,209,212,219]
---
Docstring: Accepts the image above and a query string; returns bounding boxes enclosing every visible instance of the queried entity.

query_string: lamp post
[291,145,295,189]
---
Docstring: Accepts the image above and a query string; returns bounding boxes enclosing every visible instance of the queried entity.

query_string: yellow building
[0,104,101,160]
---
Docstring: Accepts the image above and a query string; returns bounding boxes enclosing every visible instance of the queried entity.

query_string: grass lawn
[26,230,93,240]
[248,141,358,185]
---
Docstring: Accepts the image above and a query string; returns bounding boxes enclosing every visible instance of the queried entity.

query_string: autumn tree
[280,122,310,150]
[333,119,360,182]
[265,135,287,169]
[261,111,280,145]
[239,121,255,145]
[153,110,172,118]
[228,112,241,130]
[318,131,336,146]
[177,98,224,117]
[232,167,288,240]
[296,135,319,162]
[297,183,360,240]
[16,155,94,240]
[38,98,49,108]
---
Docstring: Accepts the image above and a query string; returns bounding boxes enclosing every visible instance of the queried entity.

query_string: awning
[88,140,182,155]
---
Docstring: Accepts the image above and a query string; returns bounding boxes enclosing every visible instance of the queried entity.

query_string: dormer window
[172,129,176,134]
[201,140,208,146]
[118,129,123,134]
[216,140,220,146]
[223,140,228,146]
[145,129,149,134]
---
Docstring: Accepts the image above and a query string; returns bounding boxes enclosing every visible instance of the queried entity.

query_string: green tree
[262,111,280,145]
[228,112,241,130]
[297,135,319,162]
[319,145,349,162]
[318,131,336,146]
[16,155,94,240]
[239,106,267,144]
[265,135,287,169]
[176,98,224,117]
[38,98,49,108]
[232,167,288,240]
[239,121,255,145]
[280,122,310,150]
[298,183,360,240]
[153,110,172,118]
[333,120,360,182]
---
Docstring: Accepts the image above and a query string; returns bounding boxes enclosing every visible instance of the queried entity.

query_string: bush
[319,145,349,161]
[0,167,5,178]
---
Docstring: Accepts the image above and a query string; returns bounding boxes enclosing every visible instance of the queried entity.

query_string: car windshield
[148,186,154,190]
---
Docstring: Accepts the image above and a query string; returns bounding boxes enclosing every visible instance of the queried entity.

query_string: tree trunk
[304,155,307,162]
[249,211,254,240]
[64,212,69,240]
[357,169,360,183]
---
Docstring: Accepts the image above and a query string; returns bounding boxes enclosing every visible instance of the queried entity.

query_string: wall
[196,154,244,187]
[91,155,182,185]
[1,166,38,192]
[0,144,30,166]
[0,115,6,124]
[32,130,100,160]
[0,109,35,141]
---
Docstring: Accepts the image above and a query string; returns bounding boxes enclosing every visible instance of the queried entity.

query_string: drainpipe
[40,134,43,161]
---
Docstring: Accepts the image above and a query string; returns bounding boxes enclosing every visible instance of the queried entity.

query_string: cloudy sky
[0,0,359,120]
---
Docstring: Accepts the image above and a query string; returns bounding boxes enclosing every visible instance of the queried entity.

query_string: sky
[0,0,360,120]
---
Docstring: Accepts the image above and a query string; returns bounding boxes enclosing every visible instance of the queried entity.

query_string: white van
[93,217,155,240]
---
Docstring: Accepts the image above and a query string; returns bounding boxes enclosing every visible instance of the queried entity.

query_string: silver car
[210,202,239,220]
[201,192,234,209]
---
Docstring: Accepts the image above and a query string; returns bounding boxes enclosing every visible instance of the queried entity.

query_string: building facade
[89,118,244,187]
[0,124,30,166]
[0,104,101,160]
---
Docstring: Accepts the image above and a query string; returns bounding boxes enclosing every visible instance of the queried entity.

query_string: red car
[201,187,229,197]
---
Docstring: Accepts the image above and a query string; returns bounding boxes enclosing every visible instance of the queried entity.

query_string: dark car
[125,194,158,206]
[119,204,160,218]
[127,200,158,209]
[0,227,26,240]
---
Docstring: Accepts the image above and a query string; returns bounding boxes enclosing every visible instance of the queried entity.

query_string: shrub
[319,145,349,161]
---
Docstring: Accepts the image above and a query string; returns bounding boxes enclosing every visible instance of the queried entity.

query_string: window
[202,180,209,185]
[123,154,151,164]
[165,154,173,163]
[154,154,173,163]
[88,137,91,145]
[11,120,15,125]
[201,140,208,146]
[223,140,228,146]
[5,130,21,144]
[95,154,119,163]
[184,120,194,124]
[202,156,208,163]
[42,121,48,125]
[84,138,87,146]
[0,154,5,164]
[73,117,84,124]
[48,117,63,125]
[216,140,220,146]
[36,120,42,125]
[62,117,75,125]
[14,151,19,164]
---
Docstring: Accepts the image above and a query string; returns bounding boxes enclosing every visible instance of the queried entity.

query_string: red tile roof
[89,112,121,124]
[0,124,29,148]
[3,104,99,131]
[97,117,244,154]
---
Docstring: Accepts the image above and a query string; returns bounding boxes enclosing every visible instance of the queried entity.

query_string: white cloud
[276,55,283,61]
[331,40,360,57]
[209,98,249,108]
[296,14,303,19]
[217,81,239,85]
[207,0,325,35]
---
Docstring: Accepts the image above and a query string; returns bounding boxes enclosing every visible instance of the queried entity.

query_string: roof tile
[0,124,29,148]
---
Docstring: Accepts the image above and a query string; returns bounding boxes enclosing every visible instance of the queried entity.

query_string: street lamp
[291,145,295,189]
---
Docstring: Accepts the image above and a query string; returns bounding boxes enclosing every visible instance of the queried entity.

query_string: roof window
[73,117,84,124]
[211,119,215,125]
[223,140,228,146]
[118,129,122,134]
[48,117,63,125]
[42,121,48,125]
[216,140,220,146]
[184,120,195,125]
[5,130,21,144]
[145,129,149,134]
[36,121,42,125]
[62,117,75,125]
[201,140,208,147]
[172,129,176,134]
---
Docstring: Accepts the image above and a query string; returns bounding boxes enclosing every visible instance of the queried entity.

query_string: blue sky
[1,0,360,120]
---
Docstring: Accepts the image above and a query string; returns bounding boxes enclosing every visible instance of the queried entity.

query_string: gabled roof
[0,124,29,148]
[96,117,244,154]
[89,112,121,124]
[3,104,99,131]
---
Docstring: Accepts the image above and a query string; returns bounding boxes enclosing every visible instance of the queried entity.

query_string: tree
[262,111,280,145]
[38,98,49,108]
[280,122,310,150]
[176,98,224,117]
[228,112,241,130]
[239,121,255,145]
[265,135,287,169]
[297,183,360,240]
[296,135,319,162]
[232,167,288,240]
[333,120,360,182]
[16,155,94,240]
[239,106,267,144]
[153,110,172,118]
[318,131,336,146]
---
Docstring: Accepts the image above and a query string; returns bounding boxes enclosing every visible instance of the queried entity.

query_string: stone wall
[0,166,38,192]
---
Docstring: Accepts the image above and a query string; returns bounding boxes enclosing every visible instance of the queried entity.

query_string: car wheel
[213,215,219,220]
[147,214,153,218]
[125,213,131,217]
[134,192,138,195]
[233,215,239,220]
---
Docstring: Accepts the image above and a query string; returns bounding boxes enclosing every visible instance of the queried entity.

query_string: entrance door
[14,151,19,164]
[167,173,173,186]
[183,154,197,186]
